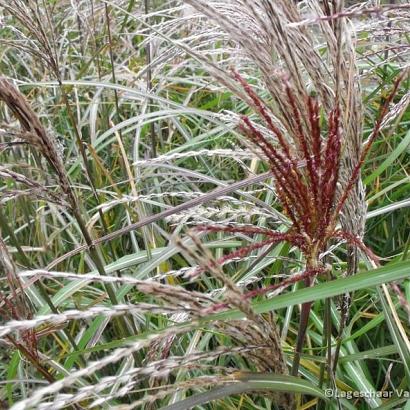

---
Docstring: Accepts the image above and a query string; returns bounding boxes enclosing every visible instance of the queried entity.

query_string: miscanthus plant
[0,0,409,409]
[193,69,399,375]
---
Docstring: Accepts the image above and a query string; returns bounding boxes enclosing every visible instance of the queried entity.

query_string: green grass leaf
[160,373,328,410]
[364,129,410,185]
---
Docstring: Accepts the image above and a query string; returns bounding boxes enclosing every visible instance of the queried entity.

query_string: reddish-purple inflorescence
[193,70,404,304]
[188,70,404,377]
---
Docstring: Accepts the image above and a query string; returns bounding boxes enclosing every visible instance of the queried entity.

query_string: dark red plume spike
[239,118,310,230]
[307,97,322,211]
[308,97,322,172]
[239,116,288,169]
[273,179,303,231]
[284,85,319,217]
[233,71,299,168]
[318,107,342,235]
[234,72,317,232]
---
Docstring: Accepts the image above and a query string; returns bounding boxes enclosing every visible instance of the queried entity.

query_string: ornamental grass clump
[194,69,403,374]
[1,0,409,408]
